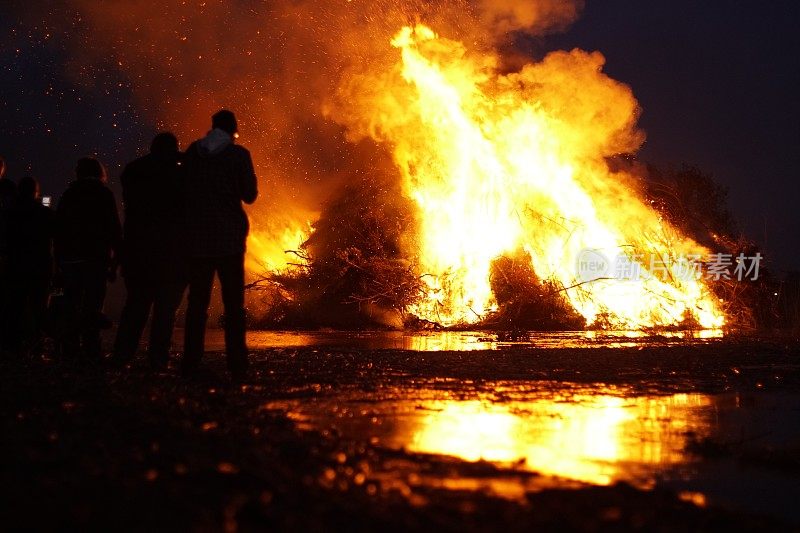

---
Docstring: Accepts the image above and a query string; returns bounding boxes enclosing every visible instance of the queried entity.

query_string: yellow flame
[409,393,713,485]
[246,219,311,274]
[343,25,723,328]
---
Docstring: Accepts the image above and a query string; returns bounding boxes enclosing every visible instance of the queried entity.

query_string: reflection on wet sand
[407,393,713,485]
[272,386,715,486]
[223,329,725,352]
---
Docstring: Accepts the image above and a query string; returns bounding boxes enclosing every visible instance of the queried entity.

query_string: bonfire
[251,23,726,331]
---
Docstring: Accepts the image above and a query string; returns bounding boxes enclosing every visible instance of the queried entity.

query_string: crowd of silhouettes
[0,110,258,381]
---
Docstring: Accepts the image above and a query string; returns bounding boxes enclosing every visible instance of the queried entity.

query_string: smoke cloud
[479,0,583,36]
[12,0,587,273]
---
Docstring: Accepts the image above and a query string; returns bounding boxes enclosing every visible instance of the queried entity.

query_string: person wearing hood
[181,110,257,380]
[112,133,187,370]
[55,157,122,360]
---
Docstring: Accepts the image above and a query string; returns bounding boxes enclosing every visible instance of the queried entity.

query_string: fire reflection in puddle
[405,393,712,485]
[269,385,717,487]
[223,329,725,352]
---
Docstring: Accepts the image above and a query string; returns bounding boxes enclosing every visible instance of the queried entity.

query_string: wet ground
[209,328,726,351]
[267,384,800,522]
[2,331,799,530]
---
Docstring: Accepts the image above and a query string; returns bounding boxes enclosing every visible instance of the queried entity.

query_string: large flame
[334,25,724,329]
[35,0,726,329]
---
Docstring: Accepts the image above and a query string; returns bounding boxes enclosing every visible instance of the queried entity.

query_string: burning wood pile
[46,0,773,330]
[249,22,733,331]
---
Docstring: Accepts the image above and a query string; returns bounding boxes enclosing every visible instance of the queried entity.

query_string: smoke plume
[11,0,582,274]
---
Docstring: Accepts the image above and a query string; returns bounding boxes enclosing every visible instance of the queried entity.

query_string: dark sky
[0,3,150,197]
[544,1,800,271]
[1,1,799,270]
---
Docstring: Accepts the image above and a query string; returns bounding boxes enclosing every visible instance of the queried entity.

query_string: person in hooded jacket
[55,157,122,360]
[112,133,187,370]
[181,110,257,380]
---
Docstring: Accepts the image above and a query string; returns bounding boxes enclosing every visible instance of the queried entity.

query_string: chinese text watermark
[576,249,762,283]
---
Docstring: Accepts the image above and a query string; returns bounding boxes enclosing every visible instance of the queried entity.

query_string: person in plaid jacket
[181,110,257,380]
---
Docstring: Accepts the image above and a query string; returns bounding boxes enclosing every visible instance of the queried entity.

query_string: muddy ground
[1,337,799,531]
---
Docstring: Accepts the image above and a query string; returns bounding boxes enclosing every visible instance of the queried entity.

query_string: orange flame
[333,25,724,328]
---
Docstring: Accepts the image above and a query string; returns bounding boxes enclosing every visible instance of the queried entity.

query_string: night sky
[1,1,799,270]
[545,1,800,271]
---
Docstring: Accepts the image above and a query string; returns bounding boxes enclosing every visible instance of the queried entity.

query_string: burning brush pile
[250,21,732,331]
[35,0,764,330]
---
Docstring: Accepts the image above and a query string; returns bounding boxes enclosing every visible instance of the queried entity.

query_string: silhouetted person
[113,133,187,369]
[55,158,122,360]
[0,156,18,352]
[182,110,257,380]
[7,176,55,353]
[0,156,15,209]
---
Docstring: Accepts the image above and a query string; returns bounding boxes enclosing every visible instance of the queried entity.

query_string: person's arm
[53,190,69,263]
[106,188,123,281]
[120,163,132,213]
[238,149,258,205]
[45,207,57,279]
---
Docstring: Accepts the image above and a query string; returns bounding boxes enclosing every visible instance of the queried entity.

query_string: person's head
[211,109,238,136]
[75,157,107,183]
[18,176,39,201]
[150,132,179,158]
[0,156,6,179]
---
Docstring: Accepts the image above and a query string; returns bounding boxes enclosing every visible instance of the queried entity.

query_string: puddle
[205,329,724,351]
[266,384,800,522]
[269,385,716,486]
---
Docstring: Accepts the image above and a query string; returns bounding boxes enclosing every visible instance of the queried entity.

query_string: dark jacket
[55,178,122,263]
[183,130,258,258]
[8,199,55,279]
[0,178,16,211]
[120,152,186,279]
[0,178,17,256]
